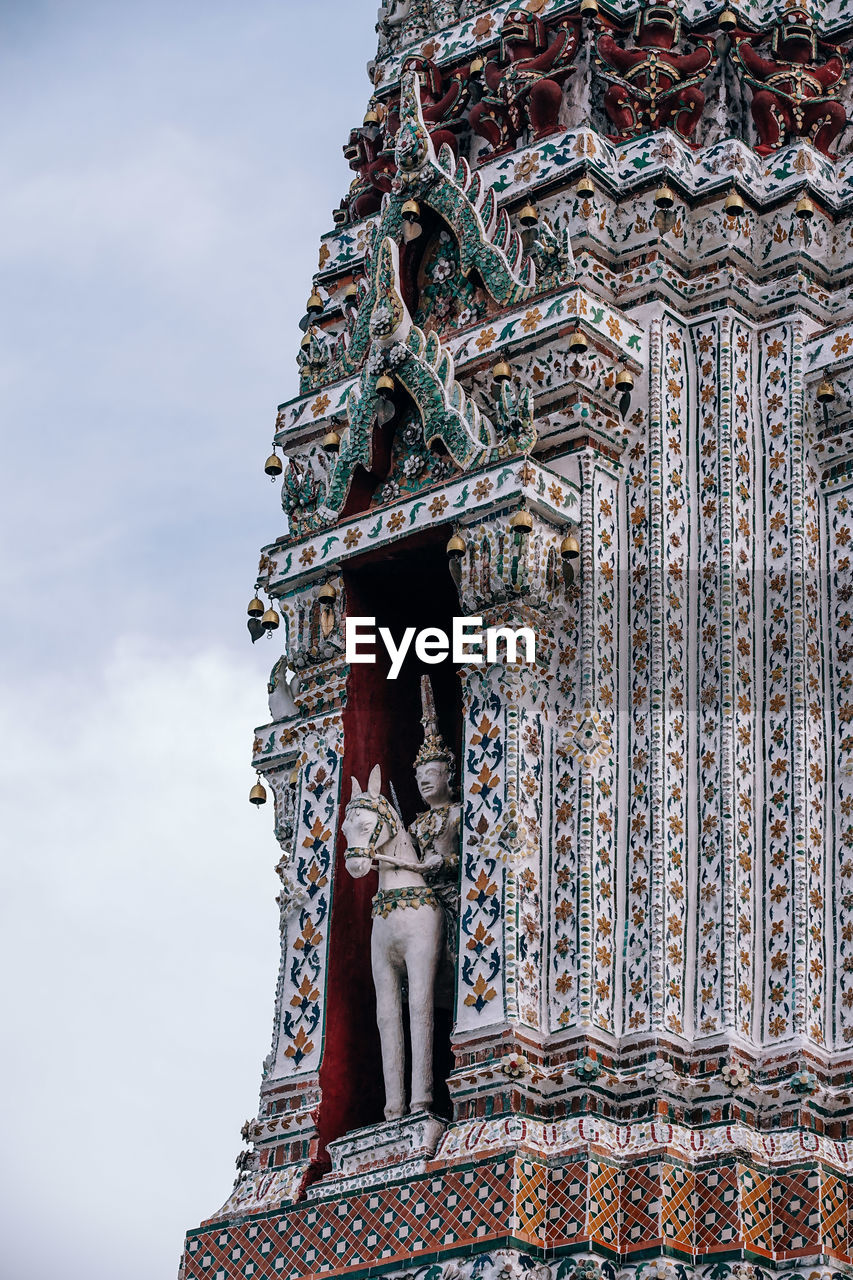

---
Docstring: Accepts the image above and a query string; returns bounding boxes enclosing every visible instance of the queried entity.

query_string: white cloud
[0,1,380,1273]
[0,640,280,1278]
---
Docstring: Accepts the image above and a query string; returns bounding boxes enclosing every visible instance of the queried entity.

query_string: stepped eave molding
[277,281,643,447]
[258,456,580,603]
[316,131,853,286]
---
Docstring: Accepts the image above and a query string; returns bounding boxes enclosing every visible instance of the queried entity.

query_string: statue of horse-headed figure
[342,764,445,1121]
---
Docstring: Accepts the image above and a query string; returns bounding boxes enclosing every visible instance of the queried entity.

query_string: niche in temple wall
[315,533,462,1153]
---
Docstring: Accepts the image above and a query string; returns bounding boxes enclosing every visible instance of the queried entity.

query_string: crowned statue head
[634,1,682,50]
[500,9,547,60]
[414,674,455,808]
[772,7,818,62]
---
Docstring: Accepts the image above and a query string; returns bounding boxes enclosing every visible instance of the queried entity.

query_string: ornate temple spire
[181,2,853,1277]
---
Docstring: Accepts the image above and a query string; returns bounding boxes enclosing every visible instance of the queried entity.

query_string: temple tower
[181,3,853,1280]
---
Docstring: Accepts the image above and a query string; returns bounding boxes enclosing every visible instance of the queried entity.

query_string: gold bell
[261,606,280,633]
[249,779,267,807]
[300,330,313,351]
[317,583,337,603]
[248,595,265,618]
[401,198,422,242]
[446,533,466,559]
[561,533,580,561]
[817,379,836,404]
[343,281,359,301]
[795,194,815,220]
[306,290,324,316]
[654,184,675,211]
[519,202,539,228]
[724,188,746,217]
[719,7,737,31]
[363,107,380,126]
[322,429,341,453]
[376,373,395,393]
[509,509,533,535]
[492,358,512,382]
[569,327,589,355]
[264,452,284,478]
[580,0,599,15]
[615,368,634,393]
[577,173,595,200]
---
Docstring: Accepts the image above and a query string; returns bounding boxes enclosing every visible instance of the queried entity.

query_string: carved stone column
[450,508,577,1113]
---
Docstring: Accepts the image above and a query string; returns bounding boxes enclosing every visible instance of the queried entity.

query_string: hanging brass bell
[376,373,395,393]
[249,779,267,806]
[719,7,737,31]
[577,173,595,200]
[724,188,745,217]
[519,202,539,228]
[401,198,422,242]
[446,533,466,558]
[300,329,313,351]
[264,452,283,478]
[343,281,359,301]
[306,290,324,316]
[817,379,836,404]
[261,607,280,633]
[561,533,580,561]
[248,595,265,618]
[654,184,675,210]
[615,368,634,393]
[492,358,512,382]
[319,584,336,639]
[795,194,815,220]
[363,107,380,126]
[322,429,341,453]
[580,0,599,15]
[569,327,589,355]
[288,765,300,787]
[509,509,533,534]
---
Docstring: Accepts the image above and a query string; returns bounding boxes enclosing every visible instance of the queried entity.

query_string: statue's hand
[420,853,444,873]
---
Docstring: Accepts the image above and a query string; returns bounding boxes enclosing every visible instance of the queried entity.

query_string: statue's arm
[548,27,578,72]
[736,41,777,80]
[670,45,713,76]
[597,36,645,74]
[483,60,504,91]
[816,54,845,88]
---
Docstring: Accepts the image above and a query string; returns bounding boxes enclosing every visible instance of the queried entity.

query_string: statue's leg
[672,86,706,142]
[469,101,513,154]
[428,128,458,158]
[351,188,383,219]
[751,89,785,154]
[603,84,636,139]
[806,100,846,157]
[406,908,442,1114]
[528,79,564,140]
[372,927,406,1120]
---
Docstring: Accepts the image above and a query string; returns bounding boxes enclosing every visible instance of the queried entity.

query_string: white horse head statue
[342,764,419,881]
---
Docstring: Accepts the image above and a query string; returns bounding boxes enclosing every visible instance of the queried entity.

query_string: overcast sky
[0,2,377,1275]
